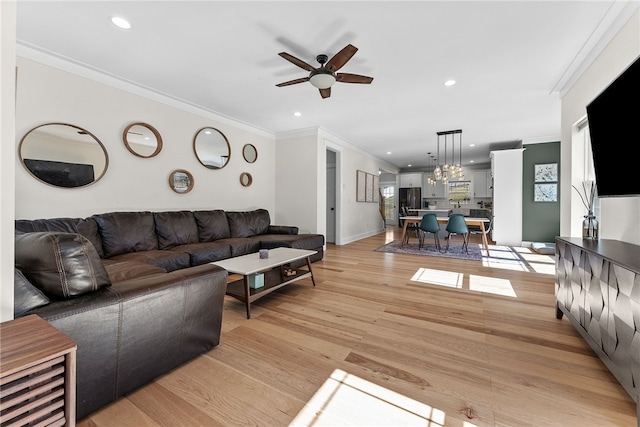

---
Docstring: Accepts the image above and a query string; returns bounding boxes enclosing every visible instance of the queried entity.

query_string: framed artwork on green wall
[534,163,558,182]
[534,183,557,202]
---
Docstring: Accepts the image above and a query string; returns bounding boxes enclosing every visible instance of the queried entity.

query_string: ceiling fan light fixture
[309,70,336,89]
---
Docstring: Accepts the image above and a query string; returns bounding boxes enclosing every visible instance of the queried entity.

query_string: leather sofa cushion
[93,212,158,258]
[14,268,50,316]
[219,237,262,257]
[193,210,230,242]
[106,250,190,272]
[258,234,325,251]
[168,242,232,266]
[15,217,104,258]
[154,211,199,249]
[15,232,111,299]
[102,260,167,283]
[226,209,270,238]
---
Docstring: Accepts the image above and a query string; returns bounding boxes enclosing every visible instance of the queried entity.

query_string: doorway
[326,149,336,243]
[381,185,396,226]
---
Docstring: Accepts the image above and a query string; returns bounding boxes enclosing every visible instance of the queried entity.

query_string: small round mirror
[19,123,109,188]
[193,127,230,169]
[169,169,194,194]
[123,123,162,158]
[240,172,253,187]
[242,144,257,163]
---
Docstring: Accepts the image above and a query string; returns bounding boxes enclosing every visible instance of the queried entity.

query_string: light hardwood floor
[79,228,637,426]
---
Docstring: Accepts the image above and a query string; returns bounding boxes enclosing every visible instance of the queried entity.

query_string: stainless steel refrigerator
[399,187,421,226]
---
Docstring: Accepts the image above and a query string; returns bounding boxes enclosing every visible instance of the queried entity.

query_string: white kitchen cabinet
[472,169,492,197]
[399,173,422,188]
[423,175,446,198]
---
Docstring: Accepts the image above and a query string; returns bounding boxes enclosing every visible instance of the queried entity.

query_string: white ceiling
[15,1,636,171]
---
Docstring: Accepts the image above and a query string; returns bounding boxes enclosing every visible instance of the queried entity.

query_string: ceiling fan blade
[336,73,374,84]
[276,77,309,87]
[326,44,358,72]
[319,88,331,99]
[278,52,316,72]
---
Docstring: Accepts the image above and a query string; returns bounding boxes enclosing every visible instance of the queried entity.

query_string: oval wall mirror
[169,169,194,194]
[242,144,257,163]
[18,123,109,188]
[123,123,162,158]
[240,172,253,187]
[193,127,230,169]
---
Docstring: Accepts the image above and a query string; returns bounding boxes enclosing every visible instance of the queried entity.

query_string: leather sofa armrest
[267,225,299,235]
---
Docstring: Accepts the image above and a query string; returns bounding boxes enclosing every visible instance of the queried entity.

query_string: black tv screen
[24,159,95,188]
[586,56,640,197]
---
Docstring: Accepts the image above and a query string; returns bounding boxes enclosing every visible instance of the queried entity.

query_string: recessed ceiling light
[387,151,392,155]
[469,143,476,147]
[444,80,456,86]
[111,16,132,29]
[470,160,475,163]
[408,164,412,167]
[293,112,302,117]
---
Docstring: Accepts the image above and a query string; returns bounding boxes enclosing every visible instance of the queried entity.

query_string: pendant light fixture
[434,129,463,182]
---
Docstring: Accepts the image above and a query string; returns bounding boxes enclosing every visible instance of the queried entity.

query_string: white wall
[275,127,396,245]
[15,58,276,219]
[560,9,640,245]
[1,1,17,322]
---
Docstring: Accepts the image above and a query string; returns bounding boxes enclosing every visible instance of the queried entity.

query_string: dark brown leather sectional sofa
[13,208,324,420]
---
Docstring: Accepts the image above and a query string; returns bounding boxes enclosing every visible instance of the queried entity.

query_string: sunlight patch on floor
[479,245,555,275]
[290,368,468,427]
[410,267,464,288]
[410,267,517,298]
[469,274,517,297]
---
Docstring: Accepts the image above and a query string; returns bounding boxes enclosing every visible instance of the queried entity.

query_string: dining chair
[401,206,420,244]
[445,213,469,253]
[469,216,493,239]
[418,213,441,251]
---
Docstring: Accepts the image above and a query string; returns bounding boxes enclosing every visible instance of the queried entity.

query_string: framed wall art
[534,183,557,202]
[356,170,366,202]
[534,163,558,182]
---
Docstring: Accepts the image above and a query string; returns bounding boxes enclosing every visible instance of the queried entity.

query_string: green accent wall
[522,142,561,243]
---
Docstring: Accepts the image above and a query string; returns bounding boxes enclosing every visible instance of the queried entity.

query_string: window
[448,181,471,205]
[577,118,599,217]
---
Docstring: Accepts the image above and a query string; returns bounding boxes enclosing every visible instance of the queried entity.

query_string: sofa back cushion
[193,210,231,242]
[15,232,111,299]
[15,217,104,258]
[92,212,158,258]
[226,209,270,238]
[154,211,199,249]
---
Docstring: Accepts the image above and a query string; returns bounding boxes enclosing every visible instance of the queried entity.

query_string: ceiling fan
[276,44,373,99]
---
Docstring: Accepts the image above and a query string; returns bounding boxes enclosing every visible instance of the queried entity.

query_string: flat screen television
[585,55,640,197]
[24,159,95,188]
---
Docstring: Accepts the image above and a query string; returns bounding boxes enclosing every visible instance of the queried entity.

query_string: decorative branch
[572,181,596,212]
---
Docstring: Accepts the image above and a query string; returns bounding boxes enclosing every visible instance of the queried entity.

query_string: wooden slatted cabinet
[0,315,77,427]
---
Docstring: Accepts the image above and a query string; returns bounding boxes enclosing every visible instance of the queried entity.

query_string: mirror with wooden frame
[193,127,230,169]
[169,169,194,194]
[240,172,253,187]
[242,144,257,163]
[18,122,109,188]
[123,123,162,158]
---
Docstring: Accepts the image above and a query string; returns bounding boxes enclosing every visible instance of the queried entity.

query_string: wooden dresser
[0,314,77,427]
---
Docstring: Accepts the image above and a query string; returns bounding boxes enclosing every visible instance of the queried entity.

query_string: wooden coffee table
[211,247,317,319]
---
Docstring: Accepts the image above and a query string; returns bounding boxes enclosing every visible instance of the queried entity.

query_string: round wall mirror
[240,172,253,187]
[242,144,257,163]
[18,123,109,188]
[169,169,194,194]
[193,127,230,169]
[123,123,162,158]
